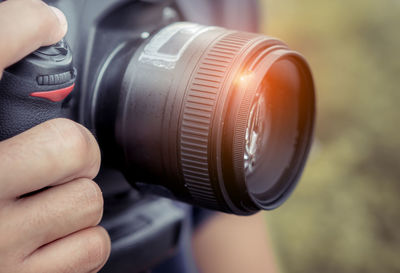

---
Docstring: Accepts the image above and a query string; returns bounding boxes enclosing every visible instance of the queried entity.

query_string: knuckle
[49,118,90,153]
[46,119,101,176]
[85,227,111,269]
[76,179,104,223]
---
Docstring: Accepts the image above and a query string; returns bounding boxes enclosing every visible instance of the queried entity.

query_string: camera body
[58,1,259,272]
[0,0,315,272]
[0,0,260,272]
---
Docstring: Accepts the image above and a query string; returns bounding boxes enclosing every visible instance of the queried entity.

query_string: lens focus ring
[179,32,257,210]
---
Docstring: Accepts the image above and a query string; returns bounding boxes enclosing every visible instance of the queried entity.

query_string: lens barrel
[95,23,315,215]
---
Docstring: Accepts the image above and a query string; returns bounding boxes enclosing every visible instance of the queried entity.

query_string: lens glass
[245,58,303,198]
[244,91,270,176]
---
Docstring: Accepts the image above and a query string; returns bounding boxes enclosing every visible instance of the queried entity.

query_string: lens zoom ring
[179,32,256,209]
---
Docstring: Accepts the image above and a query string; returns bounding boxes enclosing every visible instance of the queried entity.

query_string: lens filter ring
[223,49,315,212]
[179,31,260,211]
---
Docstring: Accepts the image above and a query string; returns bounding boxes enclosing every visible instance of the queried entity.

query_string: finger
[9,178,103,252]
[0,0,68,72]
[0,118,101,200]
[26,226,111,273]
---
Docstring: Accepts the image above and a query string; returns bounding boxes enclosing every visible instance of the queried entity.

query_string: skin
[193,212,280,273]
[0,1,111,272]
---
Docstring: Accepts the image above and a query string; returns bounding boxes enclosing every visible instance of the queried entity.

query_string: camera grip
[0,71,74,141]
[0,39,75,141]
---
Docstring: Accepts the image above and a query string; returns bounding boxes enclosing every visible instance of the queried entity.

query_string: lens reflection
[245,58,302,198]
[244,91,270,175]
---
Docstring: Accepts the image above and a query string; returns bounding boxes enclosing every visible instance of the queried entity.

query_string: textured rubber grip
[0,39,75,141]
[0,71,74,141]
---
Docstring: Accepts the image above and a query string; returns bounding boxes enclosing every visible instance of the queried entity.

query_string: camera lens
[94,23,315,214]
[243,59,307,203]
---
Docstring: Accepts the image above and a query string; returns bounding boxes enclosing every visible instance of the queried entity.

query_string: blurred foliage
[260,1,400,272]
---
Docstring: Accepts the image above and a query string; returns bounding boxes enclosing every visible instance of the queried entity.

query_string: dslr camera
[0,0,315,272]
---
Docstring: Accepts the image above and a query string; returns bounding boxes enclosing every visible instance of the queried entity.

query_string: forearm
[192,212,280,273]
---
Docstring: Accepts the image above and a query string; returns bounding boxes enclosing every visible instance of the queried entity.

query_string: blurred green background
[260,1,400,272]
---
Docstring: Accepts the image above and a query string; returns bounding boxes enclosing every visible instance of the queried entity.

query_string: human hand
[0,1,111,272]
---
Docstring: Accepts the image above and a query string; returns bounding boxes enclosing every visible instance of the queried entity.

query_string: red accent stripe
[30,84,75,102]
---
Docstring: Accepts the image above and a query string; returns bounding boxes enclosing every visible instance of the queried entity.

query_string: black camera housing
[43,1,260,272]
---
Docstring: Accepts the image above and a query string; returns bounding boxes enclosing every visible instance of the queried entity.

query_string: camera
[0,0,315,272]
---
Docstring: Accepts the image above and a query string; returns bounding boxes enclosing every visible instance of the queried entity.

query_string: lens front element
[243,59,311,207]
[244,90,269,177]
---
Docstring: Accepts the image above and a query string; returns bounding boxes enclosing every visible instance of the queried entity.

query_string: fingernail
[50,6,68,35]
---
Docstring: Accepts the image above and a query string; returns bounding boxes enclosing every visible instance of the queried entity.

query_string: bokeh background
[260,1,400,272]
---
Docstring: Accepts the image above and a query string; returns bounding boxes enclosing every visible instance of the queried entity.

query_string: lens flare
[237,72,255,85]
